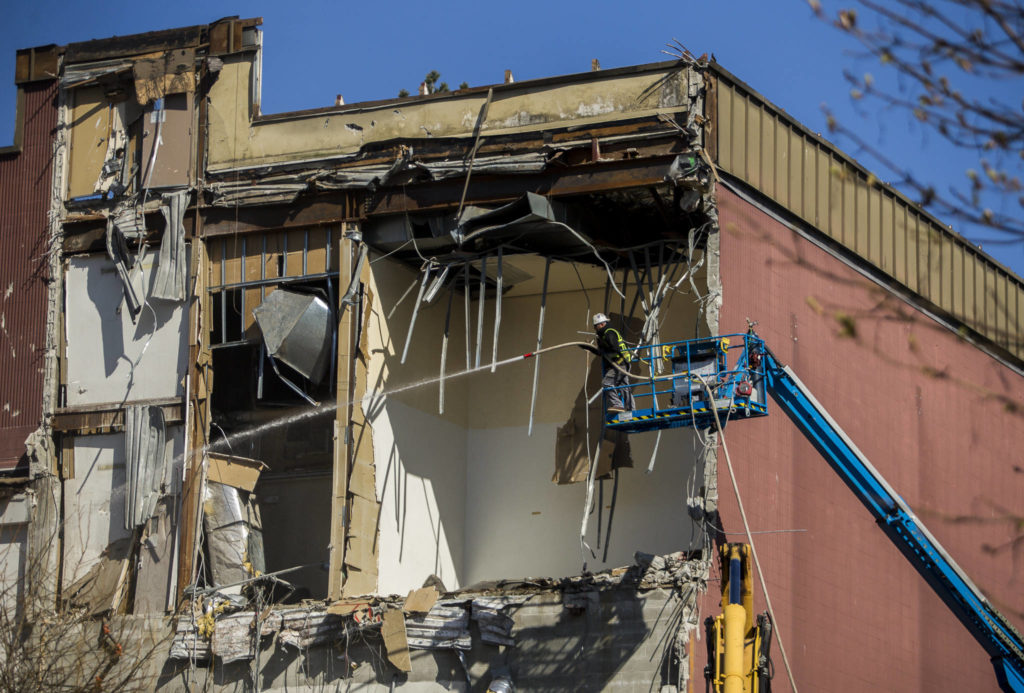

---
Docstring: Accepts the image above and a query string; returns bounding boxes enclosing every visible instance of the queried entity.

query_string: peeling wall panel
[207,59,698,171]
[139,93,194,189]
[65,254,188,406]
[0,80,57,470]
[67,87,112,199]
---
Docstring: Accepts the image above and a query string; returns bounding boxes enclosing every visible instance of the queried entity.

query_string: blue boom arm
[760,345,1024,692]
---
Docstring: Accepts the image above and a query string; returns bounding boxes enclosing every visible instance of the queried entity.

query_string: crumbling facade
[0,16,1021,692]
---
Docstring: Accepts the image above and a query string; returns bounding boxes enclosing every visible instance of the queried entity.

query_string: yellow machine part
[709,543,767,693]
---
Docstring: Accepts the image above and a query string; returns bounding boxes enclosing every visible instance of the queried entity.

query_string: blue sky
[2,0,1021,278]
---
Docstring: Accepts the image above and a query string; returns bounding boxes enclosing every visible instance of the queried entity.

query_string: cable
[698,373,799,693]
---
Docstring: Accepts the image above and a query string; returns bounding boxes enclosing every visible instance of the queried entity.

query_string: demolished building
[0,16,1021,691]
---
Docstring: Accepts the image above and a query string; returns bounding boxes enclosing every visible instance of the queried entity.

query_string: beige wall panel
[243,287,261,337]
[974,256,987,332]
[788,130,803,214]
[760,109,775,198]
[718,84,734,169]
[933,228,946,307]
[867,187,881,268]
[774,119,789,207]
[854,179,869,260]
[222,238,242,285]
[243,238,262,283]
[952,245,965,318]
[909,213,925,294]
[207,237,223,288]
[997,274,1010,347]
[140,92,193,189]
[880,194,895,275]
[838,169,853,251]
[306,229,328,275]
[67,87,110,199]
[815,148,830,232]
[894,206,908,288]
[745,101,760,189]
[963,251,977,329]
[939,234,953,310]
[1011,284,1019,354]
[731,89,747,179]
[984,266,997,338]
[828,155,843,242]
[917,217,932,302]
[802,142,817,224]
[284,229,305,276]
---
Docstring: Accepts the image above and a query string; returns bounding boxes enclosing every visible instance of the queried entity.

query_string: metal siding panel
[952,244,965,319]
[893,205,907,286]
[732,89,747,180]
[775,120,789,207]
[917,217,931,302]
[841,171,856,251]
[718,83,733,170]
[963,252,976,331]
[997,273,1010,348]
[0,81,56,469]
[827,156,843,242]
[906,212,919,294]
[867,187,882,269]
[788,131,802,216]
[745,101,760,190]
[815,148,830,232]
[802,141,816,224]
[1015,285,1024,357]
[984,263,997,336]
[974,256,987,333]
[880,194,895,275]
[855,178,869,260]
[760,109,775,199]
[928,226,943,306]
[940,233,953,312]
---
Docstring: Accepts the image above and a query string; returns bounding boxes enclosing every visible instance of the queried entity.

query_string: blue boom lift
[602,331,1024,692]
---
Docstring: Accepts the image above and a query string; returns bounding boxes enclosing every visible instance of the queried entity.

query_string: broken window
[203,226,343,600]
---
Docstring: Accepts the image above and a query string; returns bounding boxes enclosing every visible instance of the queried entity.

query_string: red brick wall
[695,186,1024,692]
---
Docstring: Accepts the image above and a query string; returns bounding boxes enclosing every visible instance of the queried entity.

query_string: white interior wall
[64,426,184,586]
[462,278,707,582]
[0,495,29,619]
[368,253,709,593]
[65,254,188,406]
[366,259,469,595]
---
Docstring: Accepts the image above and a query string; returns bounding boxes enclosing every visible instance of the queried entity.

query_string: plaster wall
[65,254,188,406]
[462,281,708,583]
[64,427,184,586]
[367,254,711,593]
[0,495,28,618]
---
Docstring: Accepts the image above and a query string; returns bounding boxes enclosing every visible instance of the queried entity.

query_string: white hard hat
[593,313,610,326]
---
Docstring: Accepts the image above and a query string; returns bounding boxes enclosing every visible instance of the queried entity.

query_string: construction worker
[593,313,635,414]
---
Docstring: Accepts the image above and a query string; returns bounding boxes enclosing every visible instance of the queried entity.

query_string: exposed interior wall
[65,254,188,406]
[0,494,29,618]
[64,426,183,588]
[702,186,1024,691]
[367,251,711,594]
